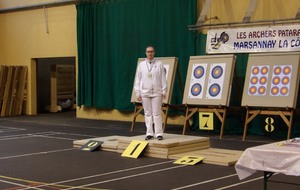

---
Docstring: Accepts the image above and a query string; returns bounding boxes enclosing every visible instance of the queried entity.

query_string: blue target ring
[211,66,223,79]
[193,66,205,79]
[191,83,202,96]
[209,83,221,97]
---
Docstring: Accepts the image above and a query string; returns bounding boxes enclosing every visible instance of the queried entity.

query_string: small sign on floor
[121,140,148,158]
[80,140,103,152]
[173,156,205,165]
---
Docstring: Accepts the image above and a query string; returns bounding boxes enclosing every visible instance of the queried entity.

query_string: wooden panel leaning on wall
[0,65,28,116]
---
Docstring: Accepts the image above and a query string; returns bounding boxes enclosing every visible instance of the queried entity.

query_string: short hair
[145,45,155,51]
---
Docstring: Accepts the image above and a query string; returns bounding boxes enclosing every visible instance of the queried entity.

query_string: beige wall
[199,0,300,32]
[221,0,298,21]
[0,1,77,115]
[0,0,57,8]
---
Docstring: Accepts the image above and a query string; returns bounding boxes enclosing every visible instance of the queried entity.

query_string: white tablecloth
[235,138,300,180]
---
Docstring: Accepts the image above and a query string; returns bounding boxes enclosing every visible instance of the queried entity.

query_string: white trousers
[142,96,163,137]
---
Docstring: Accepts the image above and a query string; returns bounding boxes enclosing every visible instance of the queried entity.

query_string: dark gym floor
[0,111,299,190]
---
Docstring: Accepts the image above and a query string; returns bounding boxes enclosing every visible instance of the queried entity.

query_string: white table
[235,138,300,189]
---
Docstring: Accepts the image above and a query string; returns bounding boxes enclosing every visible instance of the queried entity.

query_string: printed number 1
[130,143,140,155]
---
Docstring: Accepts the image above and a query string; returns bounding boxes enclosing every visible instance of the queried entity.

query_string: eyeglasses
[146,51,154,53]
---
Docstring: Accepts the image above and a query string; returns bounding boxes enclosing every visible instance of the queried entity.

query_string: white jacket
[134,59,167,98]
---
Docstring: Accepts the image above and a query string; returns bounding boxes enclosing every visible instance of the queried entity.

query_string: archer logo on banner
[211,32,230,50]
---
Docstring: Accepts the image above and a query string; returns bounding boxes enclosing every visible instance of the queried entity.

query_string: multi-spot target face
[248,65,270,96]
[270,65,292,96]
[242,53,300,108]
[131,57,178,104]
[183,55,236,106]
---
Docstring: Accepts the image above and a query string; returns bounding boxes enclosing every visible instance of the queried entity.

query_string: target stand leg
[183,107,198,135]
[215,107,227,139]
[198,107,227,139]
[278,109,294,139]
[242,109,260,141]
[287,110,294,139]
[162,104,169,132]
[131,103,143,132]
[242,108,294,141]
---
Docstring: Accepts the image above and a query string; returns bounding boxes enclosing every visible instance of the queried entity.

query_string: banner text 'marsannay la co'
[233,29,300,50]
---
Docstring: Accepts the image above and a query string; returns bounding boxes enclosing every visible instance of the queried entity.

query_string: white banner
[206,24,300,54]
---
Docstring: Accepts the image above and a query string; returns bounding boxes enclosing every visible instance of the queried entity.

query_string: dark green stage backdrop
[76,0,300,137]
[77,0,198,110]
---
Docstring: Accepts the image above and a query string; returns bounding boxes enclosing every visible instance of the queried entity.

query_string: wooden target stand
[183,105,227,138]
[181,55,237,139]
[130,103,170,132]
[242,107,294,141]
[240,52,300,141]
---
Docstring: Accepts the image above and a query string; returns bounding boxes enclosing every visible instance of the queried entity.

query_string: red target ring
[250,76,258,85]
[249,86,257,95]
[259,76,267,85]
[211,66,223,79]
[281,76,290,85]
[258,86,266,95]
[208,83,221,97]
[280,87,289,95]
[273,66,282,75]
[191,83,202,96]
[261,66,269,75]
[283,66,291,75]
[252,67,259,75]
[272,76,281,85]
[193,66,205,79]
[271,86,279,95]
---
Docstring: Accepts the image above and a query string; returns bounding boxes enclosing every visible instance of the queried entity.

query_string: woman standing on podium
[134,45,167,141]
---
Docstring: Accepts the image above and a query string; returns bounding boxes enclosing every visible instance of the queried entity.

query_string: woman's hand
[137,96,142,101]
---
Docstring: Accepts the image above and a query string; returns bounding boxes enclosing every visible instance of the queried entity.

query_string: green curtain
[77,0,197,110]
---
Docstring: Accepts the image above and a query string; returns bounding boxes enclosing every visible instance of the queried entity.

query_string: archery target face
[188,64,207,99]
[248,65,269,96]
[247,65,293,97]
[183,55,236,106]
[270,65,292,96]
[206,63,226,99]
[242,52,300,108]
